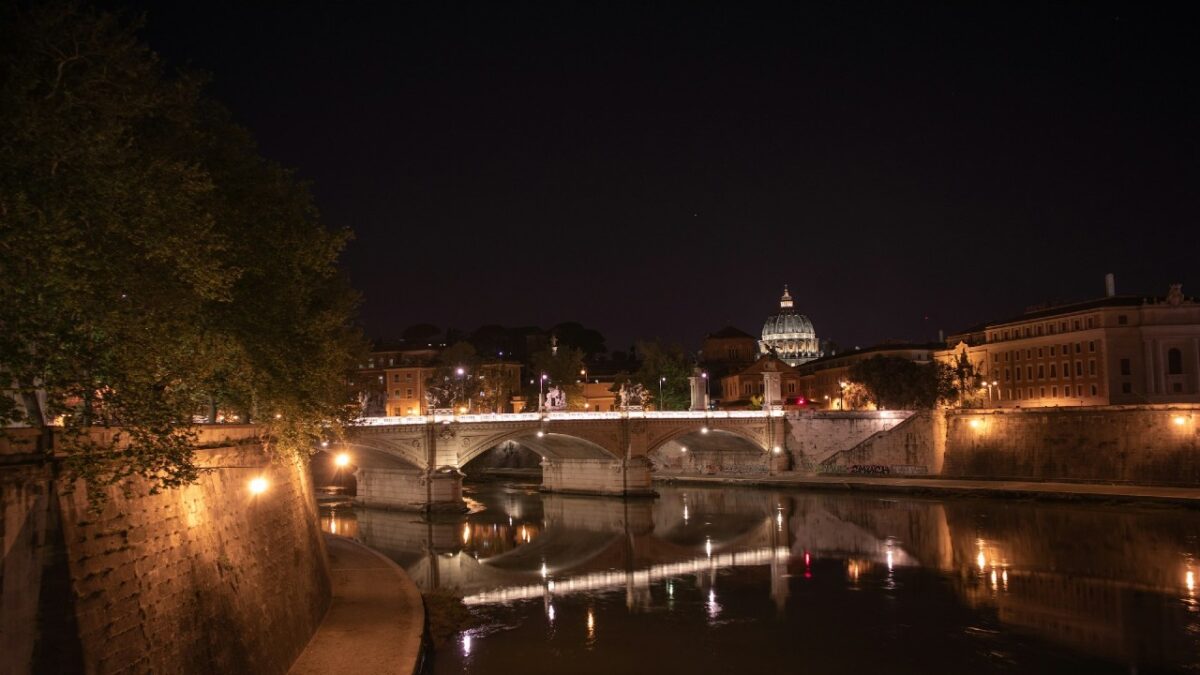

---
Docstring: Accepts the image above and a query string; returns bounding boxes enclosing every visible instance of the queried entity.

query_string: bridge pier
[354,465,465,511]
[541,456,656,497]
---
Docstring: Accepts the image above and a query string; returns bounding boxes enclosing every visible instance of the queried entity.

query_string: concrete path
[655,473,1200,506]
[290,534,425,675]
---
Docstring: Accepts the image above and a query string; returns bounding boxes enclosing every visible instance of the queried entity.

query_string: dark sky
[127,1,1198,351]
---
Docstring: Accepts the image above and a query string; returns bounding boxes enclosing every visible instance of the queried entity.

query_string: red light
[804,552,811,566]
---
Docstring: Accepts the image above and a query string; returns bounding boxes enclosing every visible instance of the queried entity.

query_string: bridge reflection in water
[322,484,1200,674]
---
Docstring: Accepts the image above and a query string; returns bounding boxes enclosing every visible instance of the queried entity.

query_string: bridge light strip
[356,409,790,427]
[461,546,790,606]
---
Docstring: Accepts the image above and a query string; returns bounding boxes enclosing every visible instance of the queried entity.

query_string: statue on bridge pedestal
[617,382,648,411]
[543,386,567,411]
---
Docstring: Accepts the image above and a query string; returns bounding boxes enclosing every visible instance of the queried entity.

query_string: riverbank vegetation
[0,2,364,504]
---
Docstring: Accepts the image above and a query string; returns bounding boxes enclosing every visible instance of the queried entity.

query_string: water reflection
[321,484,1200,673]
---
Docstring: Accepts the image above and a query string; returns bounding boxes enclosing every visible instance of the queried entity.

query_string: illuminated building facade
[938,281,1200,408]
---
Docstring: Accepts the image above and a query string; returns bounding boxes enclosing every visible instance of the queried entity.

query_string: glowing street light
[248,476,269,495]
[658,376,666,411]
[334,452,351,468]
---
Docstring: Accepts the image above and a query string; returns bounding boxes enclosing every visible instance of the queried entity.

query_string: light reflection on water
[322,484,1200,674]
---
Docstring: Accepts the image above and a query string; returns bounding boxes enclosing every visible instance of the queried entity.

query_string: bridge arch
[338,436,425,469]
[459,429,619,468]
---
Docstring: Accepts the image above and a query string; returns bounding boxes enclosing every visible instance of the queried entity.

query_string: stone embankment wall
[1,426,330,675]
[785,410,913,468]
[818,411,946,475]
[943,406,1200,484]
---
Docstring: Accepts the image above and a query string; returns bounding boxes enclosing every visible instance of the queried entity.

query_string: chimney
[1104,273,1116,298]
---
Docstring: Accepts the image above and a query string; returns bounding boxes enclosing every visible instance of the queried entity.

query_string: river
[321,481,1200,674]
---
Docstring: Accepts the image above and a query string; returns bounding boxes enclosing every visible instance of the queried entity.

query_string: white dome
[759,285,820,366]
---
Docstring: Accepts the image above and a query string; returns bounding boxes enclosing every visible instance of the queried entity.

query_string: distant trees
[847,356,957,410]
[629,341,691,410]
[0,3,364,504]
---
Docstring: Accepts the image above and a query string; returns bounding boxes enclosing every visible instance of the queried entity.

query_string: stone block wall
[1,426,330,675]
[818,411,945,475]
[943,406,1200,484]
[541,458,654,496]
[785,410,913,467]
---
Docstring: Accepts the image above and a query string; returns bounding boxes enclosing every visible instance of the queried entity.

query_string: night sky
[125,2,1197,351]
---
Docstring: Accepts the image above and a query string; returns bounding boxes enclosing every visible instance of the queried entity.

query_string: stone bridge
[339,411,788,509]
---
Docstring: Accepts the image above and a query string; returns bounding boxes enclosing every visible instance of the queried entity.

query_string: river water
[322,482,1200,674]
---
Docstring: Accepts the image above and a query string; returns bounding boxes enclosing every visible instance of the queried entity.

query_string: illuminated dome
[760,285,820,366]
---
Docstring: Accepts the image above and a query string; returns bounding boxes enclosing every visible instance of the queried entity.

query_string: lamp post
[539,373,547,413]
[658,376,666,411]
[838,380,848,410]
[701,371,709,409]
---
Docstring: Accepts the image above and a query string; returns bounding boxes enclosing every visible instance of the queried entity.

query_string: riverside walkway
[655,473,1200,506]
[290,535,425,675]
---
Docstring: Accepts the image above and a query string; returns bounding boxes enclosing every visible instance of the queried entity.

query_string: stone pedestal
[689,368,709,411]
[763,371,781,410]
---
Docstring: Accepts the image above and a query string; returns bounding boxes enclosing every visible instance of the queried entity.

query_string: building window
[1062,362,1070,379]
[1040,387,1046,397]
[1049,363,1057,378]
[993,353,999,363]
[787,382,796,393]
[1048,324,1056,334]
[1075,342,1082,354]
[1038,347,1044,358]
[1075,361,1083,376]
[1027,366,1033,380]
[1073,320,1081,330]
[393,391,402,399]
[1027,388,1034,398]
[1037,365,1045,378]
[1089,360,1096,376]
[1026,349,1032,359]
[1088,340,1096,352]
[392,374,400,383]
[406,388,414,397]
[1122,382,1132,394]
[1060,321,1068,332]
[1173,382,1183,393]
[1120,358,1131,375]
[1016,368,1022,381]
[1090,384,1098,396]
[1004,368,1011,381]
[1023,327,1030,338]
[1118,315,1128,325]
[1076,385,1083,396]
[1004,330,1010,339]
[1050,346,1056,356]
[1168,348,1183,375]
[1036,325,1043,336]
[406,373,414,382]
[1052,386,1058,397]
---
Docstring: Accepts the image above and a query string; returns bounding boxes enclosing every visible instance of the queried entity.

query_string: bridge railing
[355,409,785,427]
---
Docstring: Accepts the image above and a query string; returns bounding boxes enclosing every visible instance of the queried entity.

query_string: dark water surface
[323,483,1200,674]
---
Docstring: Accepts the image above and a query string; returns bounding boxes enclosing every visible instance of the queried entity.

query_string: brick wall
[785,410,913,466]
[1,427,330,675]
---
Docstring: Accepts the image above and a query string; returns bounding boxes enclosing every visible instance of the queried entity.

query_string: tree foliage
[0,3,364,504]
[847,356,956,410]
[629,340,691,410]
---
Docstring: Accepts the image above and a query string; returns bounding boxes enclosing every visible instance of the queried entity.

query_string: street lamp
[701,371,709,409]
[838,380,848,410]
[658,376,666,411]
[539,373,548,412]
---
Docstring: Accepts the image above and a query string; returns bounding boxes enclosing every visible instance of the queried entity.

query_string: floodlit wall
[0,427,330,675]
[943,406,1200,484]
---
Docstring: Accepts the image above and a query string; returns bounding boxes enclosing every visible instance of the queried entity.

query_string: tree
[630,340,691,410]
[424,342,479,410]
[847,356,950,410]
[550,322,607,359]
[528,346,585,408]
[0,3,364,505]
[402,323,441,345]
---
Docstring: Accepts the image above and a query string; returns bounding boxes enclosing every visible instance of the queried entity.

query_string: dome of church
[760,285,820,366]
